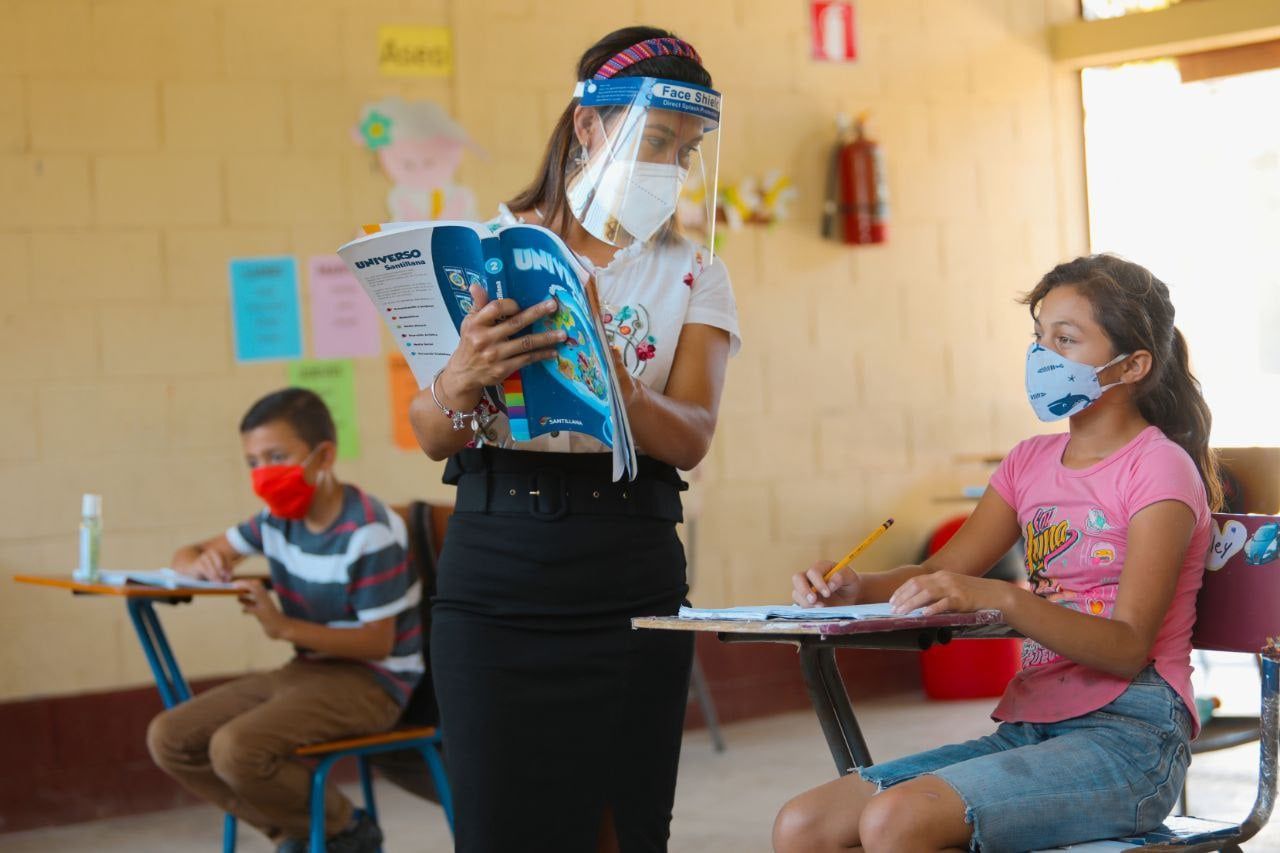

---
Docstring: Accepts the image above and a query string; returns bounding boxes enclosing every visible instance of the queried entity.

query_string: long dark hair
[505,26,712,238]
[1022,254,1223,510]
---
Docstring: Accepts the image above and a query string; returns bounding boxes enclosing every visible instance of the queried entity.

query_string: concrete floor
[4,688,1275,852]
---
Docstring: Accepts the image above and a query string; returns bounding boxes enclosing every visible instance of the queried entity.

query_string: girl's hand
[791,560,861,607]
[889,571,1009,616]
[438,283,566,407]
[235,580,291,640]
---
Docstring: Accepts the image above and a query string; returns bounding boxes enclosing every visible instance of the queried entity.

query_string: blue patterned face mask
[1025,342,1129,421]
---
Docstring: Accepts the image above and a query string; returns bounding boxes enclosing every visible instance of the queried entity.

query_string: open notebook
[677,603,924,621]
[97,569,239,591]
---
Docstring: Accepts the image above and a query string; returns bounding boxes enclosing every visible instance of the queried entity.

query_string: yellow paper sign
[377,26,453,78]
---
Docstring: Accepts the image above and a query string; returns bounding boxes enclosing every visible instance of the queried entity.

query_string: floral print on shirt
[602,302,657,377]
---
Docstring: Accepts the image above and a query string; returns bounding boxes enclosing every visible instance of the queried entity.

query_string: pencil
[822,518,895,583]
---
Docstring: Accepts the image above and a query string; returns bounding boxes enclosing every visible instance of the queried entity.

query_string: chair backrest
[1192,512,1280,653]
[391,500,454,726]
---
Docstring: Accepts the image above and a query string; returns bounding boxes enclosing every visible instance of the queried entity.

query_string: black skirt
[430,448,695,853]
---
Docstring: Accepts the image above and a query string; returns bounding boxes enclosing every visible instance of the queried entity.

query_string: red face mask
[251,458,318,520]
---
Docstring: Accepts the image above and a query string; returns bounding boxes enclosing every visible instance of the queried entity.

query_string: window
[1081,59,1280,445]
[1082,0,1180,21]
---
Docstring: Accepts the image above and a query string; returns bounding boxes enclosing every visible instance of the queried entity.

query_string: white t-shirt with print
[478,213,740,453]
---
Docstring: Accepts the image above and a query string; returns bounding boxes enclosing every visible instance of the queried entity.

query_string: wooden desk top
[14,574,253,598]
[632,609,1005,637]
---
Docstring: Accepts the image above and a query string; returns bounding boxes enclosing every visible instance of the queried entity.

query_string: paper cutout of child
[354,97,477,222]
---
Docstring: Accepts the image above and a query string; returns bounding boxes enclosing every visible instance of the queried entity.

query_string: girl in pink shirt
[774,254,1221,853]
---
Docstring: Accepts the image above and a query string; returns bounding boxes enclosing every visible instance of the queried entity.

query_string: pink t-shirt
[988,425,1211,736]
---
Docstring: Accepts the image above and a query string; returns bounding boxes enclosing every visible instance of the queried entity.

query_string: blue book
[338,221,636,481]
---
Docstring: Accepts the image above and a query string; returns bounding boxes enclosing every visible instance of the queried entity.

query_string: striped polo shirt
[226,485,422,706]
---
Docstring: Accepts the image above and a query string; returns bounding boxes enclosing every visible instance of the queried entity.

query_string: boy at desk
[147,388,418,853]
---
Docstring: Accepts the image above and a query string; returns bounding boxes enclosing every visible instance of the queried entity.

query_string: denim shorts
[857,666,1192,853]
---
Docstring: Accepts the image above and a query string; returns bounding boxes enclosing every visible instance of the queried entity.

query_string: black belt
[454,470,684,522]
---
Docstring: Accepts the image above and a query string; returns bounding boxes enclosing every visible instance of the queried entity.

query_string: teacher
[409,25,740,853]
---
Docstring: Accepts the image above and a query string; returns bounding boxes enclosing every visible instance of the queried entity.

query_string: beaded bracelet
[430,368,485,431]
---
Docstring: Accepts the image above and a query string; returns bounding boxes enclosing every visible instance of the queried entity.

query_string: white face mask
[567,155,687,245]
[1025,342,1129,422]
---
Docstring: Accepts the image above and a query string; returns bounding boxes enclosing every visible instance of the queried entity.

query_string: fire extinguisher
[822,112,889,245]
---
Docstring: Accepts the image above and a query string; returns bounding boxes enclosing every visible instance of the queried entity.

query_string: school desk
[633,609,1010,775]
[14,574,261,710]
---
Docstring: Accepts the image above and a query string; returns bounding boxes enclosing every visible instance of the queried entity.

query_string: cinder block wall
[0,0,1085,702]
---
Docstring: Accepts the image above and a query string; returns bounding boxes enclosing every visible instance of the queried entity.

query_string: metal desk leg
[126,598,190,709]
[146,603,192,703]
[798,644,873,776]
[817,645,873,768]
[125,599,237,850]
[689,653,726,752]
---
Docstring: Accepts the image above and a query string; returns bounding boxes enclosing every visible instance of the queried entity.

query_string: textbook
[338,221,637,481]
[676,603,925,621]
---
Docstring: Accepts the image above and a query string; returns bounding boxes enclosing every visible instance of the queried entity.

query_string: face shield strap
[573,77,721,133]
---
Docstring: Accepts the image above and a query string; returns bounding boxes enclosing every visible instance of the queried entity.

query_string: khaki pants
[147,659,402,840]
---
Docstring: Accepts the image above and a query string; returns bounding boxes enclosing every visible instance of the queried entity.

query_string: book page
[677,603,924,621]
[337,222,489,388]
[98,569,239,591]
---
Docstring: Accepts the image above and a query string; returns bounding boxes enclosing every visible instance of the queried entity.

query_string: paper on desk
[677,603,924,621]
[98,569,239,591]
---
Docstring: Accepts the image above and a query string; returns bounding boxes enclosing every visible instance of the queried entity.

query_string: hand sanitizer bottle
[74,494,102,582]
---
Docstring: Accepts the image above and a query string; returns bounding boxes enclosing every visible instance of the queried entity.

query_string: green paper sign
[287,359,361,460]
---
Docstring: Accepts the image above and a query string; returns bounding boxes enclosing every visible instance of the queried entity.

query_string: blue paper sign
[229,257,303,362]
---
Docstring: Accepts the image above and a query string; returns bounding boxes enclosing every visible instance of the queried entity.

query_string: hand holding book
[338,220,639,480]
[437,283,565,411]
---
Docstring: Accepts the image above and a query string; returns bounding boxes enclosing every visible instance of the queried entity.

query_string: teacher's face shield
[565,76,722,257]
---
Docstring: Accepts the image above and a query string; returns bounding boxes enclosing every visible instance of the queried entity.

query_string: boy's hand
[791,560,861,607]
[174,549,232,583]
[234,580,291,640]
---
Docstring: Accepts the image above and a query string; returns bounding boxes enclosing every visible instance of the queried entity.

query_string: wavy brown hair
[505,26,712,239]
[1022,254,1223,510]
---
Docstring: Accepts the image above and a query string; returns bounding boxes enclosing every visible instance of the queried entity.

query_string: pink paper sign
[308,254,382,358]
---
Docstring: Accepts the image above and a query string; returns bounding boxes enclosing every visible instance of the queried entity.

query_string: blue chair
[222,500,455,852]
[294,725,452,853]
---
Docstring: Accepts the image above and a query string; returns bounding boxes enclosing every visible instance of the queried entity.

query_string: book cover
[337,221,636,480]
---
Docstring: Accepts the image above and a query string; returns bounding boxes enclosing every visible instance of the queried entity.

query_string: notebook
[97,569,239,591]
